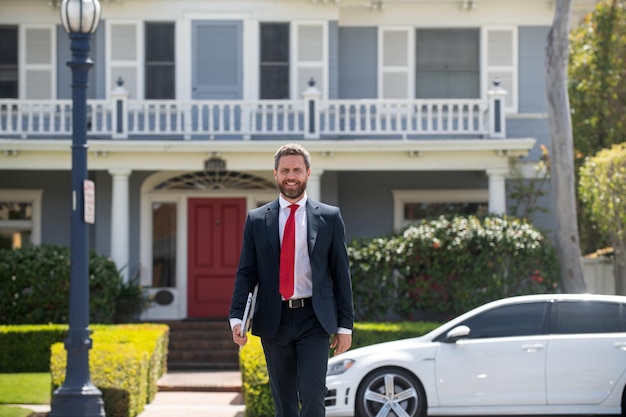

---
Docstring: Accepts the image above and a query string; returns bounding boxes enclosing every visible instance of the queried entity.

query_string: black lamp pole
[49,1,105,416]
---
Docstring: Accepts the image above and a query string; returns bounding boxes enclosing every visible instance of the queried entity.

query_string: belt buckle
[288,298,303,308]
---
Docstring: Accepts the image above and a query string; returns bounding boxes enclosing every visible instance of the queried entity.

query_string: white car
[326,293,626,417]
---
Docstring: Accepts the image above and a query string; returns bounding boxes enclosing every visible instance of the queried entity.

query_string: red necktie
[279,204,298,299]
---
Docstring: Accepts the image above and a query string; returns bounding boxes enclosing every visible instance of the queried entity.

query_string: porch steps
[163,320,240,371]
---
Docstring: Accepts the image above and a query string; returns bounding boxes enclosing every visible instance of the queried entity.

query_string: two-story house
[0,0,596,321]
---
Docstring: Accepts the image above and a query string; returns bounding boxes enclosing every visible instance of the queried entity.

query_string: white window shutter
[482,26,518,112]
[107,22,141,99]
[292,21,327,99]
[379,27,413,99]
[22,26,55,99]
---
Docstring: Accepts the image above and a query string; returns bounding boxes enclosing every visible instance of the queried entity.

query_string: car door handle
[614,342,626,351]
[521,344,544,352]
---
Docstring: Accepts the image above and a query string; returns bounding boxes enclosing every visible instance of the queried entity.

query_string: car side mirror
[442,325,470,343]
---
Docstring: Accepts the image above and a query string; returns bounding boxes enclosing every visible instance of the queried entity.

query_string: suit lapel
[306,199,320,255]
[266,200,281,256]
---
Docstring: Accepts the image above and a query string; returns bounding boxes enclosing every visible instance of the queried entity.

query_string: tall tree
[570,0,626,254]
[546,0,587,292]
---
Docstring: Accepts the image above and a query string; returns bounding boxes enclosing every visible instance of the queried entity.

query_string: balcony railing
[0,84,507,140]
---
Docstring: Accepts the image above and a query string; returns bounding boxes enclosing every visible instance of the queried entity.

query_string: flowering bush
[349,215,559,321]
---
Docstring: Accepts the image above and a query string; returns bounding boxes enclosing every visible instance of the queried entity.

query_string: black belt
[283,297,312,309]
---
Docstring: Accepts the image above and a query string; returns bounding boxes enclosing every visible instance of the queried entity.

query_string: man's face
[274,155,310,202]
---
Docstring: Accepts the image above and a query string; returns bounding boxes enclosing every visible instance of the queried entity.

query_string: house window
[392,189,488,231]
[260,23,289,99]
[415,29,479,99]
[152,202,177,287]
[0,26,18,98]
[260,21,327,99]
[145,22,175,99]
[0,190,42,250]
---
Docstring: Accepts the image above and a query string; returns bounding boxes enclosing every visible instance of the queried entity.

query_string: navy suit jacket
[229,198,354,338]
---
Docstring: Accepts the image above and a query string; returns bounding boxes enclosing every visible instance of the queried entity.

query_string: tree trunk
[546,0,587,293]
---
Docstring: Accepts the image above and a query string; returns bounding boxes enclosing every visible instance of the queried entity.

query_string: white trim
[481,25,518,113]
[378,26,414,99]
[20,24,56,100]
[291,20,329,99]
[392,189,488,231]
[0,189,44,246]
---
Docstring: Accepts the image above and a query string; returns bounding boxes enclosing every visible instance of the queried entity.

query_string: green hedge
[0,324,67,372]
[50,324,169,417]
[239,321,440,417]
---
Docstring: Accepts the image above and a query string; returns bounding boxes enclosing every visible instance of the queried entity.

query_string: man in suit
[229,143,354,417]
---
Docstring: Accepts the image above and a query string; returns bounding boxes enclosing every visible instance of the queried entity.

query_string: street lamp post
[49,1,105,416]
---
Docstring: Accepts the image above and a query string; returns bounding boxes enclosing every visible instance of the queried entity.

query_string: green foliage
[0,373,51,405]
[569,0,626,253]
[579,143,626,244]
[349,215,558,321]
[113,274,154,324]
[50,324,169,417]
[0,245,120,324]
[0,325,67,372]
[239,321,439,417]
[239,335,273,417]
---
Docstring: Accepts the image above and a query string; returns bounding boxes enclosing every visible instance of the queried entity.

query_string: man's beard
[278,180,307,200]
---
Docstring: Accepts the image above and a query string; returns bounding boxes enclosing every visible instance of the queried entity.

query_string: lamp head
[60,0,101,34]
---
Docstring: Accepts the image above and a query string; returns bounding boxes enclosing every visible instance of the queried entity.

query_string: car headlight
[327,359,355,376]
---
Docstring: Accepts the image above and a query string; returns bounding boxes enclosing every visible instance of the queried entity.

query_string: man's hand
[232,324,248,347]
[330,333,352,356]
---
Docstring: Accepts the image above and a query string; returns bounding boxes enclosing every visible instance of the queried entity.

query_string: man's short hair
[274,143,311,170]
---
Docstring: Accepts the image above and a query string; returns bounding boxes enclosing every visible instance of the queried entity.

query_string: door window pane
[552,301,621,334]
[152,202,177,287]
[458,302,548,339]
[0,26,18,98]
[415,29,479,99]
[260,23,289,99]
[145,22,175,99]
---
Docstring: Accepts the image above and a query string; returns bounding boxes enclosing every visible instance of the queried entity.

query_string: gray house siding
[518,26,550,114]
[337,171,488,241]
[338,27,377,99]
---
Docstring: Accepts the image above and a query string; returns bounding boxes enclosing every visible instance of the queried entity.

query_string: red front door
[187,198,246,318]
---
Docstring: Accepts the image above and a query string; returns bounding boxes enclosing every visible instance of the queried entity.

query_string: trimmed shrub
[349,215,559,321]
[0,324,67,372]
[50,324,169,417]
[0,245,120,324]
[239,335,273,417]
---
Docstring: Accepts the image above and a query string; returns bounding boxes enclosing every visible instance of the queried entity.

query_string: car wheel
[355,367,426,417]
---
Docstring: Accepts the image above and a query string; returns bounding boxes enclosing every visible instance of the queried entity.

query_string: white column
[307,170,323,202]
[486,168,508,215]
[110,168,131,281]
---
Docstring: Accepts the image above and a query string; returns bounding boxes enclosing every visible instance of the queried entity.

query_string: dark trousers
[261,303,331,417]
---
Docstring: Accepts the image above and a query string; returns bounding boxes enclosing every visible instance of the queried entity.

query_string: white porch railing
[0,85,507,140]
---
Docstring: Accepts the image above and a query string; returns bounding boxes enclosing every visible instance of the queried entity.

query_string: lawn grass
[0,405,36,417]
[0,373,50,405]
